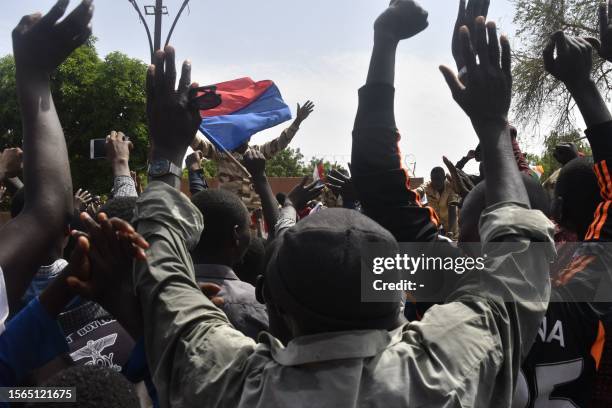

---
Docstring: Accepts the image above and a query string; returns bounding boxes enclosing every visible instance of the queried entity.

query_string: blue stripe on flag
[199,84,292,152]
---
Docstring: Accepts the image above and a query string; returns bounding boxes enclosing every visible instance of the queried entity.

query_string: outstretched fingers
[39,0,69,29]
[178,60,192,93]
[164,45,177,93]
[474,16,489,68]
[439,65,465,99]
[500,35,512,83]
[487,21,500,67]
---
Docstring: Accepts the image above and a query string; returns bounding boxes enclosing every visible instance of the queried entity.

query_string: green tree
[525,129,592,180]
[265,147,307,177]
[0,38,148,194]
[512,0,611,133]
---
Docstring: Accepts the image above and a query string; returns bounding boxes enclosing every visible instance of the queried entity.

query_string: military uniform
[192,125,300,210]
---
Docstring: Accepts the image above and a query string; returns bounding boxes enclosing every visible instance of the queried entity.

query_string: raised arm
[106,130,138,198]
[0,0,93,309]
[430,17,555,406]
[441,20,528,206]
[256,101,315,160]
[243,150,280,238]
[146,46,202,189]
[351,0,438,243]
[185,151,208,195]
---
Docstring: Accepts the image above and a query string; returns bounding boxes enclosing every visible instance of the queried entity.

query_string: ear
[232,225,241,248]
[255,274,265,304]
[551,196,564,225]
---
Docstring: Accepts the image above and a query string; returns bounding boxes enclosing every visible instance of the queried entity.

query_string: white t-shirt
[0,266,7,335]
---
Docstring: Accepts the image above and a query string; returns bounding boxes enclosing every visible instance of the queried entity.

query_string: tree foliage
[259,147,345,177]
[512,0,611,134]
[0,38,148,194]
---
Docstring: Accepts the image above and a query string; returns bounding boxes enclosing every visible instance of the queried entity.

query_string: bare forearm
[111,159,130,178]
[252,175,280,238]
[17,73,72,222]
[366,35,399,86]
[476,122,529,207]
[567,79,612,129]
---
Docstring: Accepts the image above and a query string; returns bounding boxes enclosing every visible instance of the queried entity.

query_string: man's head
[98,197,138,222]
[459,174,551,246]
[31,365,139,408]
[191,189,251,266]
[430,167,446,192]
[258,209,402,342]
[552,157,599,238]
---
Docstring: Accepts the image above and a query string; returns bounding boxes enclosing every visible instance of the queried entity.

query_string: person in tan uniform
[191,101,315,210]
[415,167,460,238]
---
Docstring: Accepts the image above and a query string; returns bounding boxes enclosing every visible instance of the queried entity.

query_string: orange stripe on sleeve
[594,163,606,199]
[601,161,612,200]
[591,321,606,370]
[586,203,603,241]
[592,201,611,240]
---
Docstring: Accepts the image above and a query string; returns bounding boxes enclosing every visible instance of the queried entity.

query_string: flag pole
[218,144,253,179]
[193,134,252,178]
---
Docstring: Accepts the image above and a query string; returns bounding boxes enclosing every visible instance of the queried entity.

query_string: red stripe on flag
[200,78,274,118]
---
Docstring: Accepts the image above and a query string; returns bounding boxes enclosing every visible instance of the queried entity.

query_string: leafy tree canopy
[0,38,148,194]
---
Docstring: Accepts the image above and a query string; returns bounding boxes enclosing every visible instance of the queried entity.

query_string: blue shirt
[0,297,68,386]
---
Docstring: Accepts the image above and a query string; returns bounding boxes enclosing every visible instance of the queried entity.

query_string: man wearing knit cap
[130,1,555,407]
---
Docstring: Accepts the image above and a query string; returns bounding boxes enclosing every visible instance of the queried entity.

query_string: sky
[0,0,518,178]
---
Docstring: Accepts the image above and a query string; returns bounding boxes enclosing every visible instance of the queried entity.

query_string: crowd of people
[0,0,612,406]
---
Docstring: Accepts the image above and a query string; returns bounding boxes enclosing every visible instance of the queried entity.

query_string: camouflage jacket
[192,124,300,210]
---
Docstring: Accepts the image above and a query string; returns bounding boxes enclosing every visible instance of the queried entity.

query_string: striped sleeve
[585,160,612,242]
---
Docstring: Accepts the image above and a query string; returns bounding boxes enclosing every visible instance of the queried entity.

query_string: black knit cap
[265,208,402,331]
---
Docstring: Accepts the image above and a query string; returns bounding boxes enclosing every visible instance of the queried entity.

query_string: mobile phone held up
[90,139,106,160]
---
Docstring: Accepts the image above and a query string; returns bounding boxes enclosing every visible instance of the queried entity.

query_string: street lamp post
[128,0,191,62]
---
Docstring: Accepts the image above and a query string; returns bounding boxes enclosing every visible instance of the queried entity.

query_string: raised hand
[453,0,490,70]
[67,212,148,302]
[147,46,202,165]
[374,0,429,43]
[243,149,267,179]
[295,101,315,124]
[12,0,93,75]
[440,18,512,131]
[73,188,93,212]
[326,168,357,204]
[553,143,579,165]
[287,176,325,210]
[443,156,474,199]
[105,130,133,177]
[599,0,612,62]
[0,148,23,180]
[185,151,204,172]
[543,31,596,90]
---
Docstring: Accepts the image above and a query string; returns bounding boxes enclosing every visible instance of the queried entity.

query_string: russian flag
[199,78,292,152]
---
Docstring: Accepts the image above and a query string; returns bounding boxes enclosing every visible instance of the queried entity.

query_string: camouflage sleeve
[191,135,219,160]
[256,124,300,160]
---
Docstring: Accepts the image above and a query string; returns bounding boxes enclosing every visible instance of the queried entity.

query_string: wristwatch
[148,159,182,179]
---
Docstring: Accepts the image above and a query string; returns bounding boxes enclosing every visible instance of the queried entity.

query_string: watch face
[149,161,169,177]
